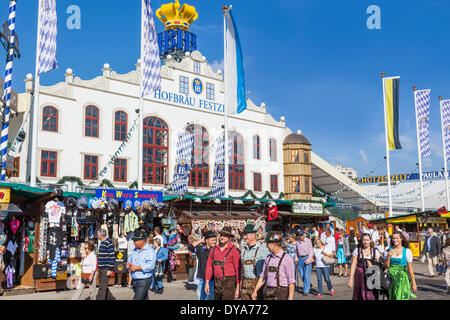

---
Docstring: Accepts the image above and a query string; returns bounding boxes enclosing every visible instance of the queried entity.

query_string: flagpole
[382,72,393,217]
[439,96,450,210]
[1,0,18,181]
[413,86,425,211]
[222,5,229,198]
[30,0,44,187]
[137,0,145,191]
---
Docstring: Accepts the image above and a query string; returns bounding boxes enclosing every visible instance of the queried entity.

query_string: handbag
[379,271,392,291]
[154,261,165,280]
[322,254,335,265]
[81,273,93,285]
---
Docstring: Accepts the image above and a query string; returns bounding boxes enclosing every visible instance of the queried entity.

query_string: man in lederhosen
[204,227,241,300]
[240,224,269,300]
[252,232,295,300]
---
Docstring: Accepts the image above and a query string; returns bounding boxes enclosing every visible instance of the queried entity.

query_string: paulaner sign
[292,201,324,216]
[353,170,450,185]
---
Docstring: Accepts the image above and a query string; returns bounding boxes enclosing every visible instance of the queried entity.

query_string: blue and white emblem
[192,78,203,95]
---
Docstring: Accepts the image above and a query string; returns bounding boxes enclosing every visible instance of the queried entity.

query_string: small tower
[283,130,312,201]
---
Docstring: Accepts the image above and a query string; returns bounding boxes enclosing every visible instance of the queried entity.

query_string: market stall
[371,210,449,257]
[285,199,330,232]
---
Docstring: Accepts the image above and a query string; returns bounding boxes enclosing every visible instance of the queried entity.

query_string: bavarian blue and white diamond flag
[211,136,233,198]
[141,0,161,97]
[37,0,58,75]
[172,132,194,192]
[415,89,431,158]
[441,99,450,162]
[224,7,247,115]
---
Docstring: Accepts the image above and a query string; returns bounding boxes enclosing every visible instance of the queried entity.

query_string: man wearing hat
[252,232,295,301]
[188,231,218,300]
[126,230,156,300]
[204,226,241,300]
[240,224,269,300]
[295,230,314,295]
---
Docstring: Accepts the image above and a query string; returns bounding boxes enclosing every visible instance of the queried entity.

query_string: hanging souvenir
[191,220,199,231]
[10,217,20,235]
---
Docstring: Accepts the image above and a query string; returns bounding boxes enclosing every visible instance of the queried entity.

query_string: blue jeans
[298,257,312,294]
[132,277,152,300]
[152,276,164,291]
[197,278,214,300]
[316,267,333,295]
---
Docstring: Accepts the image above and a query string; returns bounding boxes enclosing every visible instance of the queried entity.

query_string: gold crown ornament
[156,0,198,31]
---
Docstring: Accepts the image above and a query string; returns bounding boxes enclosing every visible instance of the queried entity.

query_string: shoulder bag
[154,261,166,279]
[322,249,335,265]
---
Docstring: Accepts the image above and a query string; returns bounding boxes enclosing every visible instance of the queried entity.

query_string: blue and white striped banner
[441,99,450,162]
[211,137,226,198]
[37,0,58,75]
[141,0,161,97]
[224,7,247,115]
[415,89,431,158]
[172,131,194,192]
[1,1,17,181]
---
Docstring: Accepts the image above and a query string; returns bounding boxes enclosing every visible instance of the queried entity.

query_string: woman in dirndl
[347,233,380,300]
[336,230,349,277]
[385,231,417,300]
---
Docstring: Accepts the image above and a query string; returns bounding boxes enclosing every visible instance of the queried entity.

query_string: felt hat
[243,224,258,235]
[204,231,218,239]
[132,230,147,241]
[298,230,305,236]
[265,231,283,243]
[65,196,78,209]
[219,226,234,238]
[76,196,89,210]
[108,198,119,210]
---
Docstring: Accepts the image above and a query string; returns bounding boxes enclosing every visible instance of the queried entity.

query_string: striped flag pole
[0,0,17,181]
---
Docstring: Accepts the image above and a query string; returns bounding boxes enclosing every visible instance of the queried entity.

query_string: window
[304,177,311,193]
[304,152,309,164]
[206,83,215,100]
[270,175,278,193]
[143,117,169,185]
[42,106,58,132]
[85,105,99,137]
[253,135,261,160]
[180,76,189,94]
[194,61,201,74]
[84,155,98,180]
[291,176,301,193]
[269,138,277,162]
[253,173,262,192]
[114,158,127,182]
[229,131,245,190]
[41,151,57,177]
[187,125,209,188]
[291,150,300,163]
[114,111,128,141]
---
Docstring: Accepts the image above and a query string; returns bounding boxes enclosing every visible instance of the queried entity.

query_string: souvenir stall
[0,183,54,295]
[283,200,330,233]
[371,210,449,257]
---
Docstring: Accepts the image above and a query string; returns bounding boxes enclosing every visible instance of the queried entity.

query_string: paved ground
[0,261,448,300]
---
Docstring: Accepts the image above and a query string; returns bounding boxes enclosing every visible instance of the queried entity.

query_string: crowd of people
[67,222,450,300]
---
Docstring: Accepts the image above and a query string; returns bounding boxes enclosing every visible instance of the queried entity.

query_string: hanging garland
[99,179,115,188]
[57,176,85,186]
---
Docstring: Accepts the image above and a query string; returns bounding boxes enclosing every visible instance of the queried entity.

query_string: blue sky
[4,0,450,178]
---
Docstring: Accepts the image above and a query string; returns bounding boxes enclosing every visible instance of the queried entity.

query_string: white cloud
[359,149,368,164]
[210,59,224,73]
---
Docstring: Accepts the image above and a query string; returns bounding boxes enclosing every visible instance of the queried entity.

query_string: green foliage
[56,176,85,186]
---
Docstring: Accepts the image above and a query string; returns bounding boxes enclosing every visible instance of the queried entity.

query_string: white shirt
[81,252,97,273]
[314,246,333,268]
[368,229,379,244]
[352,248,381,260]
[325,236,336,252]
[320,232,327,244]
[118,236,128,250]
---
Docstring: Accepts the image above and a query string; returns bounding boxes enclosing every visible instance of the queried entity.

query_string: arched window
[229,131,245,190]
[253,135,261,160]
[42,106,58,132]
[269,138,277,162]
[143,117,169,185]
[114,111,128,141]
[85,105,99,137]
[186,124,209,188]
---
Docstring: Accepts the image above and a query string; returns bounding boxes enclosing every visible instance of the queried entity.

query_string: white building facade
[12,50,292,197]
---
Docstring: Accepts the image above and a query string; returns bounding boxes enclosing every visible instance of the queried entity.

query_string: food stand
[286,200,329,232]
